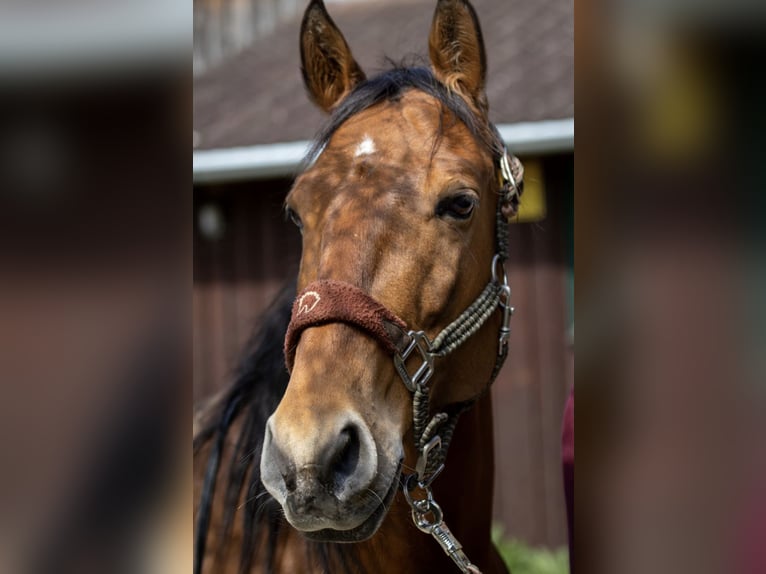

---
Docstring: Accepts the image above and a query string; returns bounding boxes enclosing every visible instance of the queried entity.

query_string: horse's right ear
[300,0,366,113]
[428,0,488,113]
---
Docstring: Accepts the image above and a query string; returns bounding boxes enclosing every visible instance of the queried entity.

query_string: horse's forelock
[304,65,502,170]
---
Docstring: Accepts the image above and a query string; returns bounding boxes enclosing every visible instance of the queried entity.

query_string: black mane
[193,281,364,574]
[194,281,293,574]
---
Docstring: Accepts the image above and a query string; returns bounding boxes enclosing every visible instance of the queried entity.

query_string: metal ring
[491,254,508,286]
[412,500,443,533]
[403,473,433,509]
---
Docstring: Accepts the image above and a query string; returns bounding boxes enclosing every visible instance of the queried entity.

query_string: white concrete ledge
[497,118,574,156]
[193,141,312,184]
[193,117,574,185]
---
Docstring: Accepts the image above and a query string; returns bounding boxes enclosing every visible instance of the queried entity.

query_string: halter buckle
[393,330,434,392]
[416,435,445,487]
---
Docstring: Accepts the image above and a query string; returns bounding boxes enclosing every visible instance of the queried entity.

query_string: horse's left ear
[300,0,366,113]
[428,0,488,113]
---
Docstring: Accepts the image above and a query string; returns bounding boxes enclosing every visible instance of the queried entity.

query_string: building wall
[193,153,573,548]
[194,0,304,75]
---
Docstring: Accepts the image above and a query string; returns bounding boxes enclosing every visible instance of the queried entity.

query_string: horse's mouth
[301,459,402,543]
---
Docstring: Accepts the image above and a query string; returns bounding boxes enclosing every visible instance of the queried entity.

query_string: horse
[193,0,525,572]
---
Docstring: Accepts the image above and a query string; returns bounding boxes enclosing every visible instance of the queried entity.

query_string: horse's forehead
[295,91,489,205]
[327,91,471,163]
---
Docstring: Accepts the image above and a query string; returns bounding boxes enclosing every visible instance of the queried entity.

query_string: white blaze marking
[354,136,376,157]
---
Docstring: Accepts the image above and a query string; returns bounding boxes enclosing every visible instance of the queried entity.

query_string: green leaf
[492,524,569,574]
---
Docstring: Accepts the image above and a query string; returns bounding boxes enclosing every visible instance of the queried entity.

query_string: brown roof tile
[194,0,573,149]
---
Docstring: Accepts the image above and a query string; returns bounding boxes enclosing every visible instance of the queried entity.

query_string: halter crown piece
[284,146,521,574]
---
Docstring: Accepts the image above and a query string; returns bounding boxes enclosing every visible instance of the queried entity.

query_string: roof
[193,0,573,150]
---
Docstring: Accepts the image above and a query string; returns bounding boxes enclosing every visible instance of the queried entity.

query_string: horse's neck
[355,391,502,574]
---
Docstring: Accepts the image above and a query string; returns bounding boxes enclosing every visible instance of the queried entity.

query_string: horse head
[260,0,522,544]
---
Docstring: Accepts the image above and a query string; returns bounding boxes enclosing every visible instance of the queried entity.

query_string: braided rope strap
[430,282,504,357]
[409,188,514,483]
[402,146,519,574]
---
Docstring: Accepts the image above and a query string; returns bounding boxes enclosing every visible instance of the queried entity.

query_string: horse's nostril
[284,472,297,493]
[263,414,376,508]
[325,425,361,490]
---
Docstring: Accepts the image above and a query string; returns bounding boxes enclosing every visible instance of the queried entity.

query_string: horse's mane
[194,281,293,574]
[193,280,364,574]
[194,63,499,574]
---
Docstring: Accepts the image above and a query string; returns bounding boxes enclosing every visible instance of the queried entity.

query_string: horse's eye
[436,193,477,220]
[285,206,303,230]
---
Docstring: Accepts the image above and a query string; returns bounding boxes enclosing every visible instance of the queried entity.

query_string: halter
[284,146,521,574]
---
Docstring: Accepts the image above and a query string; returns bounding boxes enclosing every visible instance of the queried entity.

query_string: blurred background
[2,0,764,571]
[0,1,189,573]
[192,0,573,568]
[3,0,766,571]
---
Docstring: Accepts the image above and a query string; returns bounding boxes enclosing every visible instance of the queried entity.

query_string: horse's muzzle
[260,412,383,533]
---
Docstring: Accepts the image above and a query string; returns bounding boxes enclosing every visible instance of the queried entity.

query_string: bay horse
[194,0,524,572]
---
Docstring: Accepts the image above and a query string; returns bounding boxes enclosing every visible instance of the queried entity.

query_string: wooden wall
[193,154,573,548]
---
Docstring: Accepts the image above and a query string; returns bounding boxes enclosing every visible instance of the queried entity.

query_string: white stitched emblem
[297,291,321,315]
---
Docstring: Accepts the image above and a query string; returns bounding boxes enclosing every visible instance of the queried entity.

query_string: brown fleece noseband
[284,279,408,371]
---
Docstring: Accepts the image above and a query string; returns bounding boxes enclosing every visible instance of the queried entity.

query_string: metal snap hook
[491,254,508,287]
[492,254,513,355]
[499,283,514,352]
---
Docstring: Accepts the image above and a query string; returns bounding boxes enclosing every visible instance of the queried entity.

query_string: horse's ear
[428,0,488,112]
[300,0,366,113]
